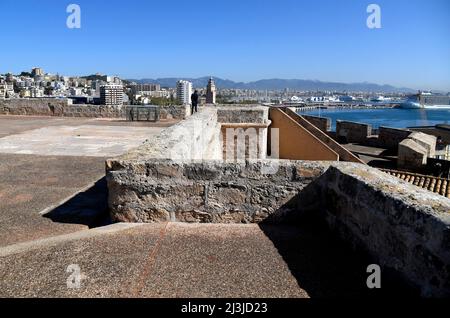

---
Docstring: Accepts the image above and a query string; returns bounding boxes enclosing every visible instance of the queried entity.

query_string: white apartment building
[176,80,193,105]
[100,84,124,106]
[0,83,14,98]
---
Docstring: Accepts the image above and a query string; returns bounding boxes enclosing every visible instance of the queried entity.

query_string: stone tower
[206,77,216,104]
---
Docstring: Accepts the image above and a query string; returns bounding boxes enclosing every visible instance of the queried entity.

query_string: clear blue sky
[0,0,449,90]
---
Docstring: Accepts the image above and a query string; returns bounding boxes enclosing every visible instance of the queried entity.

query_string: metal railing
[125,105,160,122]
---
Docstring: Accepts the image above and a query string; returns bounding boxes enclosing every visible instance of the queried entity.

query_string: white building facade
[176,80,193,105]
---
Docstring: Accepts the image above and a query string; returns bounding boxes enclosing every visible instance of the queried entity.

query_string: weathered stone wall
[301,114,331,132]
[106,159,330,223]
[64,104,124,118]
[0,98,189,119]
[0,98,124,118]
[378,126,412,150]
[0,98,71,116]
[411,125,450,145]
[315,164,450,297]
[336,120,372,143]
[409,132,437,158]
[115,107,222,162]
[398,138,428,169]
[159,105,190,120]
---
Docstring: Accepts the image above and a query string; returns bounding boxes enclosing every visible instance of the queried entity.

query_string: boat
[401,91,450,109]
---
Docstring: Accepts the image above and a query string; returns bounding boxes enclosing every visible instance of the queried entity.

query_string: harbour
[297,107,450,131]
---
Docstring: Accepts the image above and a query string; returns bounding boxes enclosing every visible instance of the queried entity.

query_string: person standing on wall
[191,90,199,115]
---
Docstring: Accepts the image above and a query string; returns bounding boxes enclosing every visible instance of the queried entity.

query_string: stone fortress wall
[0,98,189,119]
[105,105,450,296]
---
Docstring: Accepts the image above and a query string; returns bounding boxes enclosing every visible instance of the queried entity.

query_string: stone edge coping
[328,162,450,217]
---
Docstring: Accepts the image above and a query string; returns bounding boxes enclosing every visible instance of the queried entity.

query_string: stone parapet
[336,120,372,143]
[106,159,330,223]
[316,163,450,297]
[378,126,412,150]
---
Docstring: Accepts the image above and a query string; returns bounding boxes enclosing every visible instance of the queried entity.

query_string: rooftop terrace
[0,106,449,298]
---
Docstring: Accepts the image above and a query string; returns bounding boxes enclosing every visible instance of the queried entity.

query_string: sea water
[299,108,450,131]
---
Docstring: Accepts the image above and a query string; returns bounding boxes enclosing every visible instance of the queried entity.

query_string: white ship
[401,91,450,109]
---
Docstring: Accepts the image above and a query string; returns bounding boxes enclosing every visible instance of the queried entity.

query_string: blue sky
[0,0,449,90]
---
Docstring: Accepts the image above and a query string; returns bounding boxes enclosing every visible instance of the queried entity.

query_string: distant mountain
[126,76,416,93]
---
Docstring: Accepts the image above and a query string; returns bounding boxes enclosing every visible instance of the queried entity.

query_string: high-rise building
[100,84,124,106]
[176,80,192,105]
[206,77,216,104]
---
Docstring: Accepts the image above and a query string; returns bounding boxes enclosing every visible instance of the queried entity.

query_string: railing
[126,105,160,122]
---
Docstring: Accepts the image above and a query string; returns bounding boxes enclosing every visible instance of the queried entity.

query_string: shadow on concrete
[43,177,111,228]
[259,178,419,298]
[259,216,418,298]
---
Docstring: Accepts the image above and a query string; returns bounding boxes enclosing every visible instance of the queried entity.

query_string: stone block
[398,138,428,169]
[409,132,437,158]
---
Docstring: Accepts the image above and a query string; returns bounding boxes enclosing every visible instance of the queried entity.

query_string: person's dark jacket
[191,92,199,106]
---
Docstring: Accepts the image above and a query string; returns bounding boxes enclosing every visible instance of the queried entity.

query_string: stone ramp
[0,221,414,298]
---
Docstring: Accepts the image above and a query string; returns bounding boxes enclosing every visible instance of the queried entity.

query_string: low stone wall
[411,125,450,145]
[398,139,428,169]
[301,114,331,132]
[0,98,71,116]
[0,98,124,118]
[409,132,436,158]
[336,120,372,143]
[64,104,124,118]
[316,164,450,297]
[116,107,222,162]
[159,105,190,120]
[378,126,412,150]
[106,159,330,223]
[0,98,190,119]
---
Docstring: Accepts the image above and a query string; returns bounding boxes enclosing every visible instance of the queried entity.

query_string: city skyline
[0,0,449,91]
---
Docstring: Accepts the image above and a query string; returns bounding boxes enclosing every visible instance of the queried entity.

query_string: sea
[298,108,450,131]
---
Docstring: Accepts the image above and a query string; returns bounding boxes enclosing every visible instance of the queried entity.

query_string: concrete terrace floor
[0,115,415,298]
[0,115,176,246]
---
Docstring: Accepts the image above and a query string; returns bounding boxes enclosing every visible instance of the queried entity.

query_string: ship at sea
[401,91,450,109]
